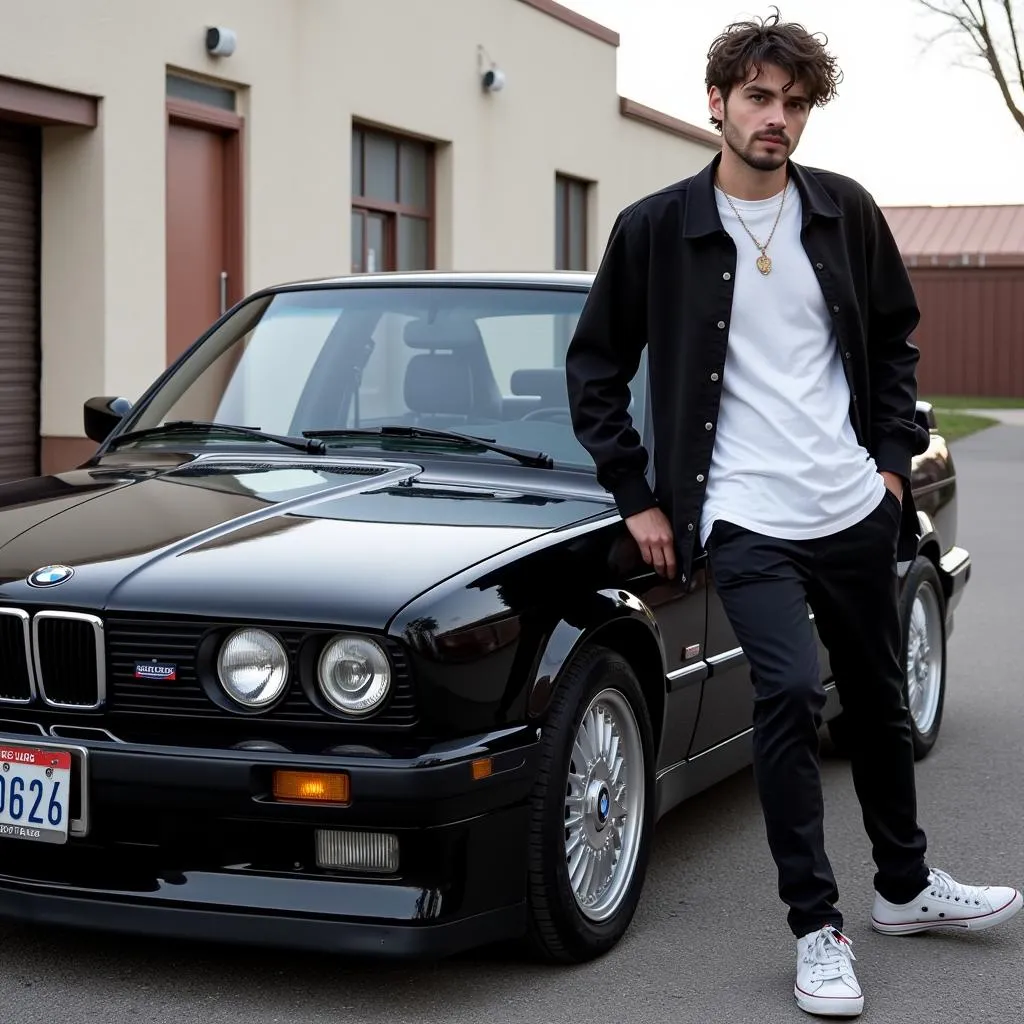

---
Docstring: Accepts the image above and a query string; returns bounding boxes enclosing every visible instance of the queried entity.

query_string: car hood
[0,454,609,628]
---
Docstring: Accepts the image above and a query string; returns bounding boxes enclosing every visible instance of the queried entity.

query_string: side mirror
[914,400,937,432]
[84,396,133,443]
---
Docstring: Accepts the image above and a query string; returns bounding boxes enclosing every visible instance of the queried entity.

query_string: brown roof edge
[904,253,1024,269]
[0,74,98,127]
[619,97,722,150]
[516,0,620,46]
[881,203,1024,261]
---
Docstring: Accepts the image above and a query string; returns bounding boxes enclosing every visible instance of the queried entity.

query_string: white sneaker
[871,868,1023,935]
[794,926,864,1018]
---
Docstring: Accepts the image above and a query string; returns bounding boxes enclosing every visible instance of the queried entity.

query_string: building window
[351,125,433,273]
[166,73,236,111]
[555,174,589,271]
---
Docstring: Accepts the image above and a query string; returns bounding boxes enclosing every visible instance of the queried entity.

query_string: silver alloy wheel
[563,687,645,922]
[906,580,943,734]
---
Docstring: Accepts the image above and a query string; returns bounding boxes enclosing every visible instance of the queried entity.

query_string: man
[565,10,1021,1018]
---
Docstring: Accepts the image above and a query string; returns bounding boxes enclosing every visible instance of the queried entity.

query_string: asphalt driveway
[1,424,1022,1023]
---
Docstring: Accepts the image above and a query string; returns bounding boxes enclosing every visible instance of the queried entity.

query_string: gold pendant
[756,252,772,275]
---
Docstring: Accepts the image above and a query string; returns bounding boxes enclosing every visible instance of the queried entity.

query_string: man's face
[709,62,812,171]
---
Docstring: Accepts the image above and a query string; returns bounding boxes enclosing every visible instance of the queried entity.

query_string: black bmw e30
[0,272,971,963]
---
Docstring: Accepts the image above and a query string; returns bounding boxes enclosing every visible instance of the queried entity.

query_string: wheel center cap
[585,779,611,832]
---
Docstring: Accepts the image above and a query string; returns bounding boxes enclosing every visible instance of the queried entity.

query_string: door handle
[220,270,228,315]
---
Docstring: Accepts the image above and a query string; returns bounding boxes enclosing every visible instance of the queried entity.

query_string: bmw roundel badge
[27,564,75,588]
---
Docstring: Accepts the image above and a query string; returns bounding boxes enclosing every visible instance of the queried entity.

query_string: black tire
[826,555,947,762]
[525,644,656,964]
[900,556,947,759]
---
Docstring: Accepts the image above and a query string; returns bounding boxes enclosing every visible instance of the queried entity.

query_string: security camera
[482,67,506,92]
[205,26,237,57]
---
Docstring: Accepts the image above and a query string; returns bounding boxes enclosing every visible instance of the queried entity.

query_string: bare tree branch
[1002,0,1024,86]
[961,0,985,25]
[912,0,1024,133]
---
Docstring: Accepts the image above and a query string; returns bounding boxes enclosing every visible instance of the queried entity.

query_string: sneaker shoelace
[806,928,856,982]
[929,869,983,907]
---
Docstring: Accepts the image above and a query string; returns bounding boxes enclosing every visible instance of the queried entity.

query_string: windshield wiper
[106,420,328,455]
[302,425,553,469]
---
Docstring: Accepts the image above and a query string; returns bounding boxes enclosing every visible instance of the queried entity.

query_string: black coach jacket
[565,152,931,584]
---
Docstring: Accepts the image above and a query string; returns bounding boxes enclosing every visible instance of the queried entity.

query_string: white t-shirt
[699,180,885,547]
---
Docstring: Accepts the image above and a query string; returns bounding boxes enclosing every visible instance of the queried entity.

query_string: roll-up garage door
[0,121,41,483]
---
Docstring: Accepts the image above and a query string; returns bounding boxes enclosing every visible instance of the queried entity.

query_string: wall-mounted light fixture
[477,45,505,93]
[206,26,237,57]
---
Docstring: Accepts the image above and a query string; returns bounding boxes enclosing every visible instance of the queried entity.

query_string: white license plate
[0,744,72,844]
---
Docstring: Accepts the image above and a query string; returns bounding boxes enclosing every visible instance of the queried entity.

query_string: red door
[0,122,41,481]
[166,117,240,365]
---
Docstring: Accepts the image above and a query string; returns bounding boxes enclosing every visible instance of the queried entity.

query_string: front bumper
[0,724,539,958]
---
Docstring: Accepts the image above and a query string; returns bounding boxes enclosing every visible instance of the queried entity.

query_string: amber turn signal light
[272,770,350,804]
[471,757,492,780]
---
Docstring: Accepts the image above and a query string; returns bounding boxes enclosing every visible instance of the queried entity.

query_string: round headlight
[317,636,391,715]
[216,628,289,708]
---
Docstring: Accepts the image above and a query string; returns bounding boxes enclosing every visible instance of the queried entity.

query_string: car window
[123,284,648,471]
[213,308,339,435]
[476,312,578,392]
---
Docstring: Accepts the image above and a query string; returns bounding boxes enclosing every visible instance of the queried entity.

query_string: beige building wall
[0,0,719,473]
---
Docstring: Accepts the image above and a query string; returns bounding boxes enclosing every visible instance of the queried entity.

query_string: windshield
[120,283,648,469]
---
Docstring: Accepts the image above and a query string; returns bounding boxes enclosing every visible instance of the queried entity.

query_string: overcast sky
[560,0,1024,207]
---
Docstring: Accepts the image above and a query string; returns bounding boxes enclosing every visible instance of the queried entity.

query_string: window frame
[351,123,435,273]
[555,173,590,271]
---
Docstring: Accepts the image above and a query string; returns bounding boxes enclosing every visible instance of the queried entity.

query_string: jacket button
[723,272,731,281]
[717,320,726,329]
[687,523,694,532]
[697,474,705,482]
[832,305,840,313]
[816,262,824,270]
[705,422,713,431]
[711,372,720,382]
[844,351,851,359]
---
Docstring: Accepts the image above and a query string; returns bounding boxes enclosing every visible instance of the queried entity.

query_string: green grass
[931,410,999,443]
[922,394,1023,443]
[924,394,1024,410]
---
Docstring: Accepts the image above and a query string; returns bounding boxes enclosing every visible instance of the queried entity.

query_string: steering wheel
[521,407,572,423]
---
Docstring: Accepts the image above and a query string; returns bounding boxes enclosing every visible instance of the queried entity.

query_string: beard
[722,117,791,171]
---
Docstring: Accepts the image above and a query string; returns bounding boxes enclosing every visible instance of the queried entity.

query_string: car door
[688,552,831,757]
[631,567,708,772]
[686,550,752,757]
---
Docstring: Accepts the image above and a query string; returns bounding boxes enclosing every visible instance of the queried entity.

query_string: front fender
[525,588,666,721]
[913,508,951,574]
[916,509,940,553]
[915,508,971,614]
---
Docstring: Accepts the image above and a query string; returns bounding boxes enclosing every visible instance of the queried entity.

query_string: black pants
[706,489,930,937]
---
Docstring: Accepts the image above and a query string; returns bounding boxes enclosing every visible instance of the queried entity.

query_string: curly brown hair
[704,7,842,131]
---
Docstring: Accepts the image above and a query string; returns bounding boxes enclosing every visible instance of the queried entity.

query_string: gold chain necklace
[718,178,789,275]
